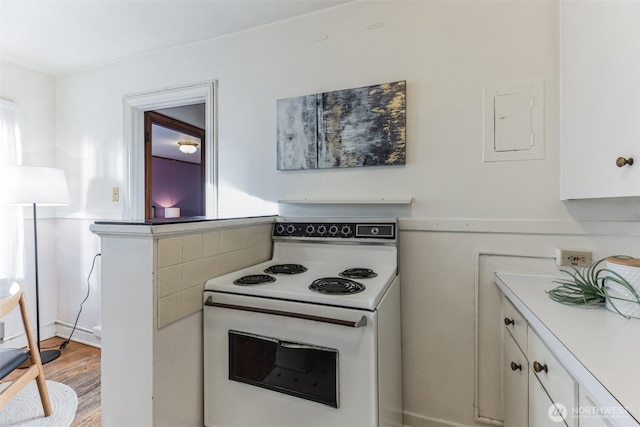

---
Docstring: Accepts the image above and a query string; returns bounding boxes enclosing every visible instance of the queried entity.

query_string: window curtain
[0,98,24,285]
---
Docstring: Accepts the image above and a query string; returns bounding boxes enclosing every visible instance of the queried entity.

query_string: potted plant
[548,256,640,319]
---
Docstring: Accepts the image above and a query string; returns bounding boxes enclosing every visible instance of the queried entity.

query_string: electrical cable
[59,253,101,350]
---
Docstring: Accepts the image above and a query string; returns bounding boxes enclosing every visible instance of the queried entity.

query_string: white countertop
[495,272,640,426]
[90,215,275,237]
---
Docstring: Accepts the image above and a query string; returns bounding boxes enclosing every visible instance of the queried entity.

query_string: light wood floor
[4,337,101,426]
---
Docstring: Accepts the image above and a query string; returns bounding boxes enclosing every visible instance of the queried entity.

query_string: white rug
[0,380,77,426]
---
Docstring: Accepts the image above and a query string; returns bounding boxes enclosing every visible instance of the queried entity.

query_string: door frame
[122,81,217,220]
[144,111,206,220]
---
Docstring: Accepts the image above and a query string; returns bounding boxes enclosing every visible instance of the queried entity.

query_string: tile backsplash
[156,223,273,328]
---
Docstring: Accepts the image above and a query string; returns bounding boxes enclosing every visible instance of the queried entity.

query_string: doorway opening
[122,81,217,220]
[145,108,206,220]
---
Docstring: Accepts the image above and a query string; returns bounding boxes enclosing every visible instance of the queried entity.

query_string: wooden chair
[0,283,51,416]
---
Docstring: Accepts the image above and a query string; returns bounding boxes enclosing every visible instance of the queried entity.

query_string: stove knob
[275,224,285,234]
[341,225,352,236]
[305,225,315,235]
[286,225,296,234]
[328,225,339,235]
[317,225,327,235]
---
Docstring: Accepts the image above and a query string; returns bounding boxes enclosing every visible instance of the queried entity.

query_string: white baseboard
[403,411,476,427]
[0,321,58,350]
[56,321,101,349]
[0,321,101,350]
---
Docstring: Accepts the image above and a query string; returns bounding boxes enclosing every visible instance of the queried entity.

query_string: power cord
[59,253,101,350]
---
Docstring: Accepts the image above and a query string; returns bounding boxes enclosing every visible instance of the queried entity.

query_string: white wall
[56,0,639,221]
[0,59,102,345]
[0,59,62,342]
[0,59,56,165]
[4,1,640,425]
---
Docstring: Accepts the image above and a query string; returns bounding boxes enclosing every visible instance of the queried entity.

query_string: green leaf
[548,256,638,318]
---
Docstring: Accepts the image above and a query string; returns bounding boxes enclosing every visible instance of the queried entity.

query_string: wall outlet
[555,249,593,267]
[112,187,119,202]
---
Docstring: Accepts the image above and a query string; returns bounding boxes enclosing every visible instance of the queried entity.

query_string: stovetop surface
[204,241,398,311]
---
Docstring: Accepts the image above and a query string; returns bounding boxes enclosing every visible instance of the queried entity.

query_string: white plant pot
[604,257,640,319]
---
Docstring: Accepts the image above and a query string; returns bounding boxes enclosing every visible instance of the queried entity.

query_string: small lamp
[165,207,180,218]
[3,166,70,364]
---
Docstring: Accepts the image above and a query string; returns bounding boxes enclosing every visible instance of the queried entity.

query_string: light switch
[483,80,544,162]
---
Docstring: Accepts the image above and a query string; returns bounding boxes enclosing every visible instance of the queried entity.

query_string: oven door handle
[205,298,368,328]
[279,341,335,351]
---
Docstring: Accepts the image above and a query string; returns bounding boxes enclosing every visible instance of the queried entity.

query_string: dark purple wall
[152,157,204,218]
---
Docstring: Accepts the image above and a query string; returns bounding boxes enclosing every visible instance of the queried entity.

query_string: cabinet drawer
[528,328,578,427]
[503,296,528,352]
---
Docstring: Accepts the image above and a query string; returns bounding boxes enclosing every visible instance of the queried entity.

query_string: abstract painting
[276,81,406,170]
[276,95,318,170]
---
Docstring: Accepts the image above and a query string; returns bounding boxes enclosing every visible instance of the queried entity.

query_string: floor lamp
[4,166,70,364]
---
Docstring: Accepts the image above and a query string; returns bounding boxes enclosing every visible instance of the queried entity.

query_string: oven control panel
[273,220,396,241]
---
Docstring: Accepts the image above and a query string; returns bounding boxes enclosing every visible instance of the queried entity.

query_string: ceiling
[0,0,350,76]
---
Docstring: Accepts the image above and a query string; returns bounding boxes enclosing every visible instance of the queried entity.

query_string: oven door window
[228,331,339,408]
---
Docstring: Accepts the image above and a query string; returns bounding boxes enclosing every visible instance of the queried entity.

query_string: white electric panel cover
[483,80,544,162]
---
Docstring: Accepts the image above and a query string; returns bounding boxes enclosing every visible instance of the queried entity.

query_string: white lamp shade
[165,207,180,218]
[2,165,70,206]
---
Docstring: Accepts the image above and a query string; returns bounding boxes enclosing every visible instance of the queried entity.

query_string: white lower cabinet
[502,298,577,427]
[496,274,640,427]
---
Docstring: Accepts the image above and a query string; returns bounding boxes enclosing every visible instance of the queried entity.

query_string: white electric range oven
[203,218,403,427]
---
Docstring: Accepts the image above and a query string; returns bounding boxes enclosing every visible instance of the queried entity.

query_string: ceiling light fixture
[178,141,198,154]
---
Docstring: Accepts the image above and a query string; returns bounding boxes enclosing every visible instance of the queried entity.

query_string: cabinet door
[530,372,568,427]
[528,328,578,427]
[561,1,640,199]
[503,329,528,427]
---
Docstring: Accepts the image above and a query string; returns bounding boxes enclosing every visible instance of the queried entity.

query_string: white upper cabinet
[561,1,640,199]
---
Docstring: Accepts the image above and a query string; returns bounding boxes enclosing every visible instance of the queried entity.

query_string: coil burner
[233,274,276,286]
[339,268,378,279]
[264,264,308,275]
[309,277,366,295]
